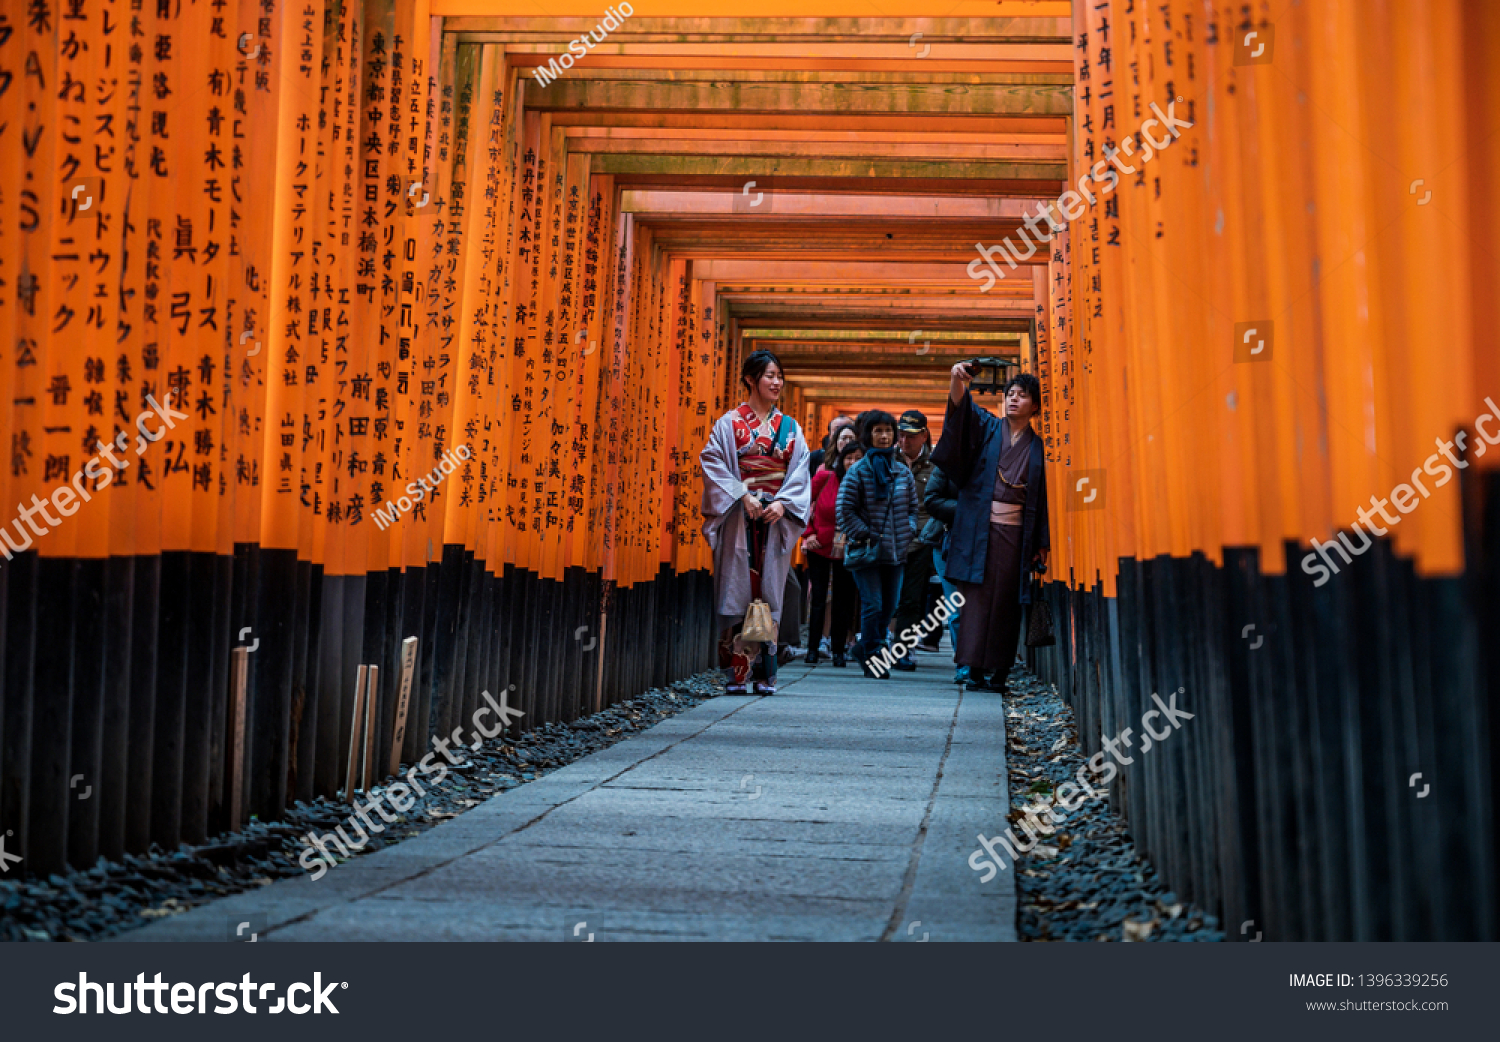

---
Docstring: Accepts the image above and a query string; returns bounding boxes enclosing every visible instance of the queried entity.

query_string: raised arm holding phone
[929,361,1051,693]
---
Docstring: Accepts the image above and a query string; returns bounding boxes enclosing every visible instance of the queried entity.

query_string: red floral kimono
[700,402,809,692]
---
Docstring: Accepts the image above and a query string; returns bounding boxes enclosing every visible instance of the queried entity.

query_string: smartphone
[964,357,1015,395]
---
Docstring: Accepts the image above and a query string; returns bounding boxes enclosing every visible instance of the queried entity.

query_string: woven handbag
[1025,564,1056,648]
[741,599,777,643]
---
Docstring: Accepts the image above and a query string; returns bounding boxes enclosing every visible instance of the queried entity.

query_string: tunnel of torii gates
[0,0,1498,941]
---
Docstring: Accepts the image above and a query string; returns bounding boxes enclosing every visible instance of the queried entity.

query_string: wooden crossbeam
[589,155,1064,183]
[439,13,1071,37]
[507,55,1074,75]
[568,138,1066,162]
[526,79,1072,117]
[555,112,1069,133]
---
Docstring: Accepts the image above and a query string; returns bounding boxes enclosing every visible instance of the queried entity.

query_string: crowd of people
[699,349,1049,694]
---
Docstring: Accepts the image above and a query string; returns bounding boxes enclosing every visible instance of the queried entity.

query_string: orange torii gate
[1027,0,1500,944]
[2,0,1498,945]
[0,4,1068,876]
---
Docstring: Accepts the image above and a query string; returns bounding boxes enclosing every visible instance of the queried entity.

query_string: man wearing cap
[890,409,938,670]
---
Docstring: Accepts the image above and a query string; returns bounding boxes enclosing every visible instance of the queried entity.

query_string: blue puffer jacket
[835,454,919,566]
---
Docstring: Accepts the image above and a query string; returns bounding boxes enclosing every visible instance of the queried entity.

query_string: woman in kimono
[699,350,812,693]
[931,363,1050,693]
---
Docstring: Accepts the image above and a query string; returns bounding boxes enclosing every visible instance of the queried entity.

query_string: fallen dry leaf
[139,898,189,919]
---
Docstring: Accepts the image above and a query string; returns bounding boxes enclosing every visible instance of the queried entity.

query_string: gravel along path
[6,666,1224,943]
[1002,668,1224,942]
[0,673,724,942]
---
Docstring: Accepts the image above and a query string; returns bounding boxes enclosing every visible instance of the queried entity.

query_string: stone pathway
[126,647,1014,942]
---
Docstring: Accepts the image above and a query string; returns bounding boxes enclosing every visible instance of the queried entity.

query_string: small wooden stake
[592,611,608,715]
[389,637,419,776]
[229,647,250,827]
[362,664,379,791]
[345,664,368,804]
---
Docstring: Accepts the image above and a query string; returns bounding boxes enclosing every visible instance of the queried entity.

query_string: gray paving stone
[125,649,1013,942]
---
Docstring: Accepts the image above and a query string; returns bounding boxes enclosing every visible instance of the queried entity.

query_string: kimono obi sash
[989,501,1024,526]
[733,403,797,497]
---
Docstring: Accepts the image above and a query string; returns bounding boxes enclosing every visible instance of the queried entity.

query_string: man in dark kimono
[930,363,1050,692]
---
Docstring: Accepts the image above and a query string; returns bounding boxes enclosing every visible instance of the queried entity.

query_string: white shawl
[699,409,811,623]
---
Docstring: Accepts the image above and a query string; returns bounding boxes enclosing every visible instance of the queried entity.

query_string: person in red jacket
[802,442,863,666]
